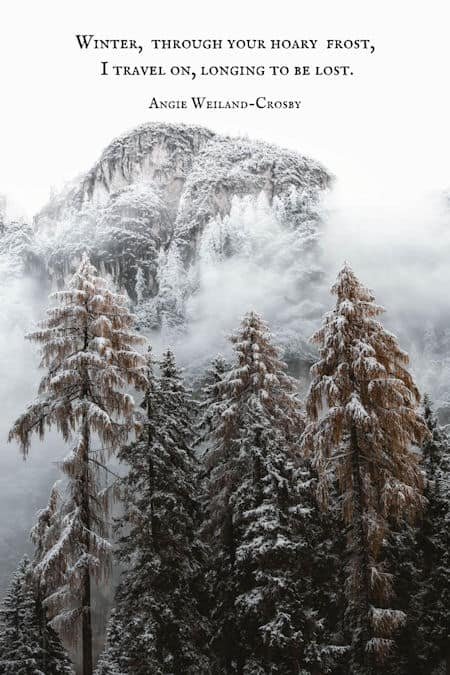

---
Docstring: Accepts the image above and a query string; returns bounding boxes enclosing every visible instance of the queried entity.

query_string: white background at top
[0,0,449,216]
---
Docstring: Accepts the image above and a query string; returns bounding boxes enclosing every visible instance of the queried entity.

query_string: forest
[0,123,448,674]
[0,254,447,675]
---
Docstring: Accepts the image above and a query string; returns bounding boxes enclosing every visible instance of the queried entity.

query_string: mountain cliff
[29,123,331,362]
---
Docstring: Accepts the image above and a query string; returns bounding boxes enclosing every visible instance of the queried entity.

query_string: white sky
[1,0,449,216]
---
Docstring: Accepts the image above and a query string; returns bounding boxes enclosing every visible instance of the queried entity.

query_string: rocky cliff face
[3,123,331,374]
[30,122,331,358]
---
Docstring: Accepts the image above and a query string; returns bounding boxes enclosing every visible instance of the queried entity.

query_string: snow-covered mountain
[27,123,331,360]
[34,123,330,266]
[0,121,332,593]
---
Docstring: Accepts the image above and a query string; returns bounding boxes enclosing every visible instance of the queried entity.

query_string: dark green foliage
[195,353,230,449]
[93,611,122,675]
[98,349,211,674]
[0,557,73,674]
[386,395,450,675]
[417,397,450,672]
[202,312,340,674]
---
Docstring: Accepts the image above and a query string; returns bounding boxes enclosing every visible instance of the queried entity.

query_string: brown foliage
[302,263,428,664]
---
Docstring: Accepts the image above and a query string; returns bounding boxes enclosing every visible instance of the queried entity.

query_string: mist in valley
[1,173,448,591]
[0,127,449,675]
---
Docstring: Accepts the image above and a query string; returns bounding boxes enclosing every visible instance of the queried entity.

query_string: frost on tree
[31,123,330,345]
[412,395,450,673]
[195,353,230,448]
[302,263,428,672]
[98,348,210,674]
[92,610,122,675]
[38,181,170,299]
[202,311,329,673]
[0,218,36,277]
[386,395,450,674]
[28,483,80,673]
[95,182,169,298]
[9,254,146,675]
[0,556,74,674]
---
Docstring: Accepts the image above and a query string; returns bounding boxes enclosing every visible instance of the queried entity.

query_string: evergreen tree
[195,353,230,448]
[291,462,350,675]
[0,218,36,275]
[99,348,210,674]
[202,311,328,674]
[417,395,450,674]
[92,611,122,675]
[0,557,74,674]
[387,396,450,675]
[96,182,168,298]
[0,556,42,675]
[30,484,77,674]
[302,263,428,674]
[9,254,146,675]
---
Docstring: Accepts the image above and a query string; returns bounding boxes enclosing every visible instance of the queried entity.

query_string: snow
[22,123,330,359]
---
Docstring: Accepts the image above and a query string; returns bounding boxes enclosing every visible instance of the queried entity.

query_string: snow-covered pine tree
[28,483,76,674]
[195,353,230,448]
[380,520,419,675]
[99,348,210,674]
[409,395,449,674]
[0,556,74,674]
[302,263,428,674]
[92,610,122,675]
[9,254,146,675]
[0,218,36,276]
[384,394,450,675]
[32,482,59,544]
[202,311,328,674]
[32,595,75,675]
[0,556,42,675]
[95,182,168,298]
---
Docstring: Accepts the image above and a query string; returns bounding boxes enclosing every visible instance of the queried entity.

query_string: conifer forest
[0,123,448,674]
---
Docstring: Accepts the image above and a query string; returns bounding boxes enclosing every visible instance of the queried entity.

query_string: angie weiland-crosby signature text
[148,97,302,109]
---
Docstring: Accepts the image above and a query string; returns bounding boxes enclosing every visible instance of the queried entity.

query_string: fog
[177,192,322,372]
[1,153,449,603]
[321,180,450,359]
[0,268,61,592]
[160,182,450,389]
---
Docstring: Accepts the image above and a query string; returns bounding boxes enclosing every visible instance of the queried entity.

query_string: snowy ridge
[27,123,331,350]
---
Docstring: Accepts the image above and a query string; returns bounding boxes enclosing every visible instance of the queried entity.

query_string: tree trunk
[82,567,93,675]
[81,416,93,675]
